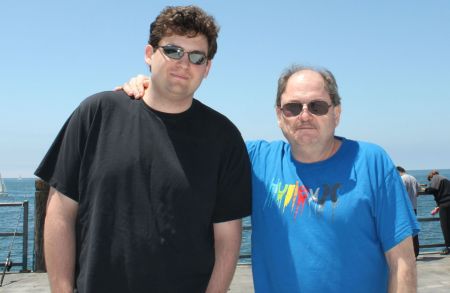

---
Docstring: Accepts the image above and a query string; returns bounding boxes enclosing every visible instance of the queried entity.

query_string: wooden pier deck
[1,253,449,292]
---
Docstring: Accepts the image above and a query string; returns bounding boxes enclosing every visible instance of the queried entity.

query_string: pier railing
[415,190,446,249]
[0,201,29,272]
[239,217,446,260]
[28,180,450,267]
[238,191,446,260]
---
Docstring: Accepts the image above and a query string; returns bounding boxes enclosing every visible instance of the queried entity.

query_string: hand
[114,74,150,99]
[430,207,440,216]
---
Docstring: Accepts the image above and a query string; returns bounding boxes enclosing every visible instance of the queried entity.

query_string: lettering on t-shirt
[266,178,341,219]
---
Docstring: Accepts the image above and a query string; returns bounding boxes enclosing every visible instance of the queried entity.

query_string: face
[276,70,341,148]
[145,34,211,102]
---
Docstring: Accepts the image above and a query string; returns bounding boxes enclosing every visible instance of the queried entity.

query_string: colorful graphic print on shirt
[266,178,341,219]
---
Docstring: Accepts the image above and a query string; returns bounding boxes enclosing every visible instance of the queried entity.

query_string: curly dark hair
[149,5,219,60]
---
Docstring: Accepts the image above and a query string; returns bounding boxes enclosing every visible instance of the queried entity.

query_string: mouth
[170,72,189,80]
[297,124,315,130]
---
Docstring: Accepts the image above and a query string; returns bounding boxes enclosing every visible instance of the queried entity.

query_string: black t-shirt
[426,175,450,206]
[35,91,252,293]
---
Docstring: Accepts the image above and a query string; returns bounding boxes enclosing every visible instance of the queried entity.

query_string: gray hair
[276,65,341,107]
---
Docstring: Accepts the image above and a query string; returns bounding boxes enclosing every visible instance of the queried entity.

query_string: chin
[293,134,319,146]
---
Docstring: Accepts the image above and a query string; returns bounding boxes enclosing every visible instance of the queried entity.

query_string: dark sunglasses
[155,44,208,65]
[280,100,332,117]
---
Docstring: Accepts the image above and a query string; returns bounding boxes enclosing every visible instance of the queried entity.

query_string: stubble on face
[277,70,340,149]
[144,34,211,113]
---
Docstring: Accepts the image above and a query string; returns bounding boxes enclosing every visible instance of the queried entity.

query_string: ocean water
[0,178,36,272]
[1,169,449,271]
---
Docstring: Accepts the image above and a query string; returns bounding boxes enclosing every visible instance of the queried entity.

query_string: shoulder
[246,140,287,152]
[246,140,289,161]
[78,90,132,111]
[406,174,417,182]
[72,91,138,124]
[352,139,388,156]
[337,138,391,163]
[193,99,242,137]
[345,138,398,180]
[347,139,393,164]
[433,175,445,185]
[193,100,232,124]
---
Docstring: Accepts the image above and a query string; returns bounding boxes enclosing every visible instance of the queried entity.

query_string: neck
[291,137,341,163]
[143,88,193,114]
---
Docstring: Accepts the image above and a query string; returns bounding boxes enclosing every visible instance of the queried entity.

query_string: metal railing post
[34,179,49,272]
[21,201,29,272]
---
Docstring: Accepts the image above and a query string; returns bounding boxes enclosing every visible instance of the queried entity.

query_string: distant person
[120,65,420,292]
[36,6,251,292]
[397,166,420,257]
[425,170,450,255]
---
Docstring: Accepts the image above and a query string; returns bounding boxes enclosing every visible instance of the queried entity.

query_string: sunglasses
[155,44,208,65]
[280,100,332,117]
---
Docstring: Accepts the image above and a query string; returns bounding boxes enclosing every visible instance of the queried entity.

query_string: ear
[334,105,342,127]
[203,60,212,78]
[145,45,154,66]
[276,106,283,127]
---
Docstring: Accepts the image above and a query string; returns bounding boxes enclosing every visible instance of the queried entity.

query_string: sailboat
[0,172,7,196]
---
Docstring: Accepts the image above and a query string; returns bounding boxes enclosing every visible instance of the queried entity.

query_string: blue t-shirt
[247,138,419,293]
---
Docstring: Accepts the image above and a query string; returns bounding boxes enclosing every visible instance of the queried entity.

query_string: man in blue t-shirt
[121,65,419,292]
[246,65,419,292]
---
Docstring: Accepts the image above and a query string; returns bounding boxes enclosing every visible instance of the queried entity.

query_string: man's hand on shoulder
[114,74,150,99]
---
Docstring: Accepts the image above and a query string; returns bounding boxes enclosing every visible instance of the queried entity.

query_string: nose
[297,104,312,120]
[177,53,190,67]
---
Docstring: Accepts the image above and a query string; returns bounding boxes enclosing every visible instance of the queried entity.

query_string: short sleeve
[212,132,252,223]
[34,101,94,201]
[375,169,420,252]
[245,140,260,162]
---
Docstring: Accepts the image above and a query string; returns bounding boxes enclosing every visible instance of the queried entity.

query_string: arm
[424,185,439,209]
[431,206,440,215]
[424,186,438,195]
[114,74,149,99]
[205,219,242,293]
[385,236,417,293]
[44,187,78,293]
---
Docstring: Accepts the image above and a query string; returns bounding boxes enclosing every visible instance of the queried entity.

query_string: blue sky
[1,0,449,177]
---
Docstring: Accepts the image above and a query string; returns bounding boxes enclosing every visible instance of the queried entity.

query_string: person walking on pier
[397,166,420,257]
[426,170,450,255]
[120,65,419,292]
[36,6,251,293]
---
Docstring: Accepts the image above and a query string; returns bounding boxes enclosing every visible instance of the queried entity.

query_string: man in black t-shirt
[36,6,251,293]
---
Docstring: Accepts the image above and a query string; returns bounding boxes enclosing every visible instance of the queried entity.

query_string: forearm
[206,220,242,293]
[386,237,417,293]
[388,263,417,293]
[45,219,76,292]
[425,187,437,195]
[44,188,78,293]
